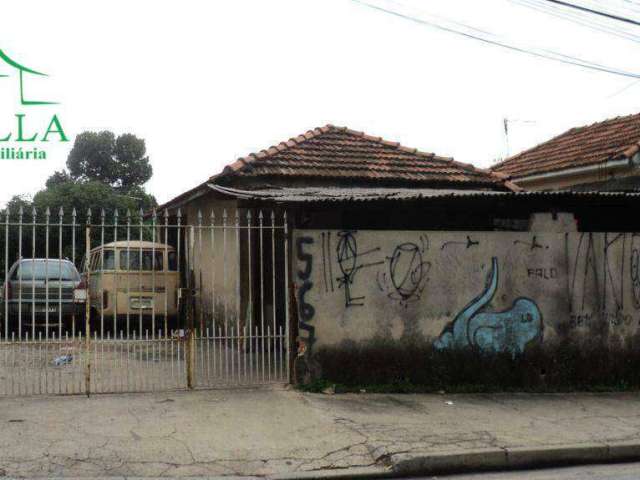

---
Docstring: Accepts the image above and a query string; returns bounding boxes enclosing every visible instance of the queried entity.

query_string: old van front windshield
[119,250,164,271]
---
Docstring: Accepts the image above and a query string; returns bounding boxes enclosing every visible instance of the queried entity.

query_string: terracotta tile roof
[492,113,640,179]
[216,125,510,189]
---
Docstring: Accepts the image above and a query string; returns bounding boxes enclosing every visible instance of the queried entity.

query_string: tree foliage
[65,131,153,190]
[42,130,156,214]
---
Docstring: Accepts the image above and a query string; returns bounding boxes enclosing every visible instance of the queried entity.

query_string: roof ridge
[221,123,506,176]
[212,124,510,190]
[219,124,467,179]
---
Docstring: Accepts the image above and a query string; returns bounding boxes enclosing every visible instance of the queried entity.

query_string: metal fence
[0,206,291,395]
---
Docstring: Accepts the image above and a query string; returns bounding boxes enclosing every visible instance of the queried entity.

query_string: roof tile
[216,125,507,188]
[493,113,640,178]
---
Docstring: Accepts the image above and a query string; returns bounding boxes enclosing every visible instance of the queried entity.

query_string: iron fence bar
[176,209,182,337]
[271,210,276,382]
[44,208,49,339]
[210,210,215,339]
[58,208,64,340]
[223,209,228,383]
[85,211,92,396]
[17,207,23,339]
[100,209,105,338]
[164,209,169,338]
[4,209,8,341]
[198,210,203,335]
[284,211,290,382]
[247,210,253,383]
[235,209,241,383]
[152,210,157,339]
[113,209,119,335]
[31,208,36,340]
[138,209,144,337]
[126,210,131,337]
[72,208,77,337]
[210,210,215,384]
[259,210,265,383]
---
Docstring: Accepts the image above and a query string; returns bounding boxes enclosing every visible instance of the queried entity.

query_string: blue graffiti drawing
[434,257,542,355]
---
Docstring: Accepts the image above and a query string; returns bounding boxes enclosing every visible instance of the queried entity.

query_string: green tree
[44,130,156,212]
[65,131,153,190]
[45,170,73,188]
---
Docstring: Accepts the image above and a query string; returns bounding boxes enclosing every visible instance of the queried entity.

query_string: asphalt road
[409,462,640,479]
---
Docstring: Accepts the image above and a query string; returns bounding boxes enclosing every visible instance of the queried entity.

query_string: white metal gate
[0,206,290,395]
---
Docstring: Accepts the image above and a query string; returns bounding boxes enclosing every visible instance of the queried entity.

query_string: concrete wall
[294,229,640,357]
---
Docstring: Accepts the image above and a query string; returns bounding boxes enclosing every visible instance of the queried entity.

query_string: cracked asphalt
[0,388,639,477]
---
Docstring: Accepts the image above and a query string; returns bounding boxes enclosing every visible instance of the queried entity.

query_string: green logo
[0,49,69,160]
[0,49,57,106]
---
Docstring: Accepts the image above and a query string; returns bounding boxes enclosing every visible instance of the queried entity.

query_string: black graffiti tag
[631,234,640,309]
[296,236,316,350]
[389,242,427,302]
[377,236,430,306]
[335,231,383,308]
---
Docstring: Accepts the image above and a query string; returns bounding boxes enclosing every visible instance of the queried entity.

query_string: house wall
[182,197,242,329]
[293,227,640,381]
[180,195,286,335]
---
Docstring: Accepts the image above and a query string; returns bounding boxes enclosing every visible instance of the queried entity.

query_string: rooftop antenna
[503,117,537,158]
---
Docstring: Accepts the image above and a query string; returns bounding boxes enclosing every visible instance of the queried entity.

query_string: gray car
[0,259,85,333]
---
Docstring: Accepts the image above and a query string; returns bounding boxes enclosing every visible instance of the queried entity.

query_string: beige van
[84,241,180,323]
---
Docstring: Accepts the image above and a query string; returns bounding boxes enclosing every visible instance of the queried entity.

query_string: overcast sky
[1,0,640,206]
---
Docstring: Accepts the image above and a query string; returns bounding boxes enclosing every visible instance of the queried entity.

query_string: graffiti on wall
[297,230,640,355]
[440,235,480,250]
[631,234,640,309]
[433,257,543,355]
[569,232,628,315]
[334,231,384,307]
[513,235,548,251]
[377,235,430,307]
[297,236,316,353]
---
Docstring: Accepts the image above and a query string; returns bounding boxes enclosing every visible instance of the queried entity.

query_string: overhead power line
[351,0,640,79]
[511,0,640,43]
[542,0,640,26]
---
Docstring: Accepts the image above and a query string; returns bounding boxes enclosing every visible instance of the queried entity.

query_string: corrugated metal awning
[208,184,640,203]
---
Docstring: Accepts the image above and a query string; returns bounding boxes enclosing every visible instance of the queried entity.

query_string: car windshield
[15,261,79,281]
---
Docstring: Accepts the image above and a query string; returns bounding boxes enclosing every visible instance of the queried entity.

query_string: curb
[390,441,640,477]
[269,441,640,480]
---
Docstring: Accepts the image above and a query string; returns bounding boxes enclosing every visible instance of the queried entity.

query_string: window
[91,250,115,271]
[103,250,116,270]
[119,250,164,271]
[120,250,139,271]
[156,252,164,271]
[168,251,177,271]
[90,253,100,271]
[15,261,79,281]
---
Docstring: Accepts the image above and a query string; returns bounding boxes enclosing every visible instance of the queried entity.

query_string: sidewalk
[0,387,639,478]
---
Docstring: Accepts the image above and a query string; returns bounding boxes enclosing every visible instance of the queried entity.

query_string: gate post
[186,328,195,389]
[84,212,92,397]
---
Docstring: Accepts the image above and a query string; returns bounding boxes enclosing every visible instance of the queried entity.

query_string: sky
[1,0,640,207]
